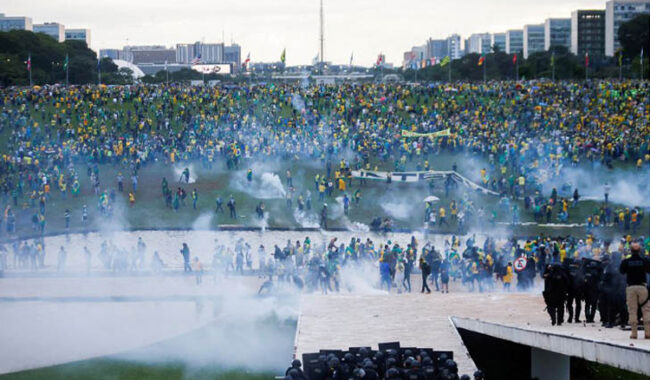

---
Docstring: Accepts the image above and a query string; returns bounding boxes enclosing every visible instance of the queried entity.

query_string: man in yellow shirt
[439,207,448,226]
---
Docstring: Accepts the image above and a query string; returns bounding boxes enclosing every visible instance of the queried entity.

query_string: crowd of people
[0,81,648,235]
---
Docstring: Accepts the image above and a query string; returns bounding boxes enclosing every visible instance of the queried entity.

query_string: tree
[0,29,98,86]
[618,14,650,58]
[99,57,118,73]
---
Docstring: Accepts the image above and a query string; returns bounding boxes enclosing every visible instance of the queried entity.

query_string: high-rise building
[175,44,196,64]
[447,34,463,59]
[571,9,606,56]
[0,13,32,32]
[201,43,225,63]
[523,24,545,58]
[130,47,176,65]
[65,28,91,47]
[224,44,241,69]
[99,49,121,60]
[403,45,426,69]
[33,22,65,42]
[176,42,232,64]
[506,29,524,54]
[605,0,650,56]
[467,33,491,54]
[544,18,571,50]
[426,38,448,60]
[491,33,506,52]
[479,34,492,54]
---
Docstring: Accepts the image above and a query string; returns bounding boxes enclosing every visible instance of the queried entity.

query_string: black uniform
[582,259,603,323]
[564,259,583,323]
[543,264,569,325]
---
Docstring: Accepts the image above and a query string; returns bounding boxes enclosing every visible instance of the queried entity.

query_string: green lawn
[0,361,273,380]
[2,151,647,240]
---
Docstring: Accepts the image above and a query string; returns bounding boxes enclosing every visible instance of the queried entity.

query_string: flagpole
[516,58,519,81]
[585,52,588,81]
[448,58,451,82]
[619,54,622,81]
[483,56,486,82]
[641,49,644,80]
[65,54,69,86]
[98,58,101,85]
[28,53,32,87]
[552,53,555,82]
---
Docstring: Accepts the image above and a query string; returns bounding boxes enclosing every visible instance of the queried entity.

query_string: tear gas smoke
[293,209,320,229]
[231,171,286,199]
[191,212,214,231]
[173,164,198,184]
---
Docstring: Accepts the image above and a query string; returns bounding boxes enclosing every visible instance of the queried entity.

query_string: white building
[523,24,545,58]
[605,0,650,56]
[201,43,225,63]
[491,33,506,52]
[467,33,491,54]
[0,13,32,32]
[34,22,65,42]
[65,28,91,47]
[447,34,463,59]
[544,18,571,50]
[505,29,523,54]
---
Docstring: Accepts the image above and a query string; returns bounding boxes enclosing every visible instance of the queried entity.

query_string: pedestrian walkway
[295,293,478,376]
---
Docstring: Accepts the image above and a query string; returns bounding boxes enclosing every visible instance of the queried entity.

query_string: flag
[191,52,202,65]
[478,54,485,66]
[312,53,319,66]
[242,53,250,69]
[97,57,100,71]
[401,128,451,138]
[26,53,31,71]
[63,54,68,70]
[584,52,589,68]
[550,52,555,67]
[280,49,286,64]
[376,54,384,66]
[618,52,622,67]
[512,53,517,65]
[349,52,353,67]
[440,56,450,67]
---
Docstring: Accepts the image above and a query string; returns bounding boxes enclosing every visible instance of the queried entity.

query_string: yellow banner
[401,129,451,138]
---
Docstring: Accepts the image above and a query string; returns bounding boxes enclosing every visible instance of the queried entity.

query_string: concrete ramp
[295,294,477,376]
[452,317,650,377]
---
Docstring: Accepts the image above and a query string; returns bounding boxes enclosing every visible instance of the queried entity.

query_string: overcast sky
[5,0,606,66]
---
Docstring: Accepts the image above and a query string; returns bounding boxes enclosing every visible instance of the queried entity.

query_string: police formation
[286,344,484,380]
[542,241,650,339]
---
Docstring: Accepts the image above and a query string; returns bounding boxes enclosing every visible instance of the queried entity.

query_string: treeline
[402,46,649,82]
[403,14,649,82]
[0,30,133,86]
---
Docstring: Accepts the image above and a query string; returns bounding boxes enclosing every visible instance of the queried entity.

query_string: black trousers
[421,273,431,293]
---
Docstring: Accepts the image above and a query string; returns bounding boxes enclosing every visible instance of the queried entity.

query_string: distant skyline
[5,0,607,66]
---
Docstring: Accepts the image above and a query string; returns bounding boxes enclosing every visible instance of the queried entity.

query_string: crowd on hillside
[0,81,648,235]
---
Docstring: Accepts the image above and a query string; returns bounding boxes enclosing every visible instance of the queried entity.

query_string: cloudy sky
[5,0,605,66]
